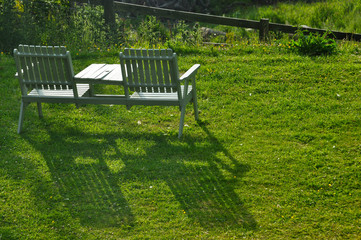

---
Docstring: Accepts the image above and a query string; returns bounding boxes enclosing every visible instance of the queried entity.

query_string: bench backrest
[14,45,75,95]
[119,48,181,95]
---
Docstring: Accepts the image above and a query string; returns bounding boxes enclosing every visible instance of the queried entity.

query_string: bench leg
[192,90,199,121]
[178,105,186,138]
[18,101,28,134]
[88,84,94,97]
[37,102,43,118]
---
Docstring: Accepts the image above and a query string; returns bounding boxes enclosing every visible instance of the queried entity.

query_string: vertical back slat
[119,52,130,98]
[154,50,164,93]
[29,45,43,89]
[14,48,28,96]
[41,46,54,89]
[64,50,75,90]
[167,56,175,92]
[61,47,71,89]
[124,49,134,91]
[18,45,31,89]
[24,45,37,89]
[130,49,140,91]
[148,49,158,93]
[170,53,180,93]
[35,45,48,90]
[18,45,29,89]
[135,49,146,92]
[142,49,152,92]
[161,49,171,93]
[54,46,66,89]
[47,46,60,89]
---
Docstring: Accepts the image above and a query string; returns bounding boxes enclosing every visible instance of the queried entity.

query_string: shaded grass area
[1,44,361,239]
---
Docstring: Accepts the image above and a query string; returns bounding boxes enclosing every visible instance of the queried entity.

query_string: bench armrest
[180,64,200,81]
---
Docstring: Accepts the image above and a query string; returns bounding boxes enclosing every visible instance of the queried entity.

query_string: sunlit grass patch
[1,40,361,239]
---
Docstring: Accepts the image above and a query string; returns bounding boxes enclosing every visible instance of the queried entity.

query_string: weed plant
[137,16,170,45]
[288,30,337,56]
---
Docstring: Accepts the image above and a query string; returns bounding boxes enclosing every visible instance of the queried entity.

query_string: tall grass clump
[288,30,337,56]
[67,4,108,49]
[136,16,170,45]
[233,0,361,34]
[132,16,203,49]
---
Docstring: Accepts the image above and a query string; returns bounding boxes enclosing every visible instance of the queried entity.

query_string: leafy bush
[168,21,202,46]
[0,0,128,52]
[0,0,74,52]
[136,16,203,48]
[68,4,108,49]
[0,0,23,52]
[288,30,337,56]
[137,16,170,45]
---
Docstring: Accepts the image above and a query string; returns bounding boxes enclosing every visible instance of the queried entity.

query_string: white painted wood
[15,45,200,138]
[120,48,200,138]
[14,44,90,133]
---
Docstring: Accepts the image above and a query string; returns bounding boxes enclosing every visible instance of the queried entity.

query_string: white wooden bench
[120,48,200,138]
[14,45,200,138]
[14,44,91,134]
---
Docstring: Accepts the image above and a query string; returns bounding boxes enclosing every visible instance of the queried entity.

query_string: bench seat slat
[28,84,89,97]
[130,86,192,99]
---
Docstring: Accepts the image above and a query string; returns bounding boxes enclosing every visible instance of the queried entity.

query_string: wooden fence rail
[78,1,361,42]
[114,2,361,41]
[269,21,361,41]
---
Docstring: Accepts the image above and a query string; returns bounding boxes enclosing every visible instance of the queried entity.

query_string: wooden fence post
[103,0,115,27]
[259,18,269,42]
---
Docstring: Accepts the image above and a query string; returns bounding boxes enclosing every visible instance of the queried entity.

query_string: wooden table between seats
[74,64,123,85]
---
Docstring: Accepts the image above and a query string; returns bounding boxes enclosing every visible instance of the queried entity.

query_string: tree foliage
[0,0,72,52]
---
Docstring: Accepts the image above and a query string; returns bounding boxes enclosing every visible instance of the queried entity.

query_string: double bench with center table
[14,45,200,138]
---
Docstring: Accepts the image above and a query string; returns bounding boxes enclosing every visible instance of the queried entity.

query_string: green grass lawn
[1,43,361,239]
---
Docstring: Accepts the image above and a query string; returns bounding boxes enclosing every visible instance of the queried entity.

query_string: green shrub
[168,21,202,46]
[0,0,23,52]
[68,4,108,49]
[137,16,170,45]
[288,30,337,56]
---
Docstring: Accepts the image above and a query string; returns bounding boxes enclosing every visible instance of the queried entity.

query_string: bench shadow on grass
[23,129,135,229]
[24,123,256,231]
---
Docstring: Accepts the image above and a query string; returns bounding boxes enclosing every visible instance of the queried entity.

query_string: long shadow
[105,123,257,230]
[23,122,257,231]
[180,123,256,228]
[23,128,134,228]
